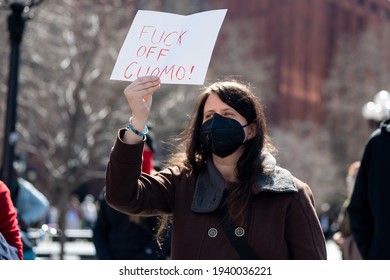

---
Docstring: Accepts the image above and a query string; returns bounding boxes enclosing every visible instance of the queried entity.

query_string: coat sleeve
[105,129,176,216]
[0,181,24,260]
[285,179,327,260]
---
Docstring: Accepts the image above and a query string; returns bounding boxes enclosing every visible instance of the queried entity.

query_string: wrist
[126,116,148,137]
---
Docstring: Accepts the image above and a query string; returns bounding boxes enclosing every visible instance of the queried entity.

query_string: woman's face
[202,92,248,126]
[201,92,256,160]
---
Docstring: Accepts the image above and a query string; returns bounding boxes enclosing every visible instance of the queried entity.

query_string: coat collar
[191,153,297,213]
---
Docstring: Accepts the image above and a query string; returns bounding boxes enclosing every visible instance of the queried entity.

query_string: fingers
[123,76,159,121]
[125,76,160,95]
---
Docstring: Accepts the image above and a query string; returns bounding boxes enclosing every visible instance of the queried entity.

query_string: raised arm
[122,76,160,144]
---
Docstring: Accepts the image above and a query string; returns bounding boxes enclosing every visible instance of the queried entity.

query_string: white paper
[110,9,227,85]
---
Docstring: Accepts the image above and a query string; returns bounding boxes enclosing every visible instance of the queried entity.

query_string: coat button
[235,227,245,237]
[208,228,218,238]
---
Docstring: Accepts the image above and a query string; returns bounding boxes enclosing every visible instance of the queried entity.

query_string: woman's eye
[204,114,212,120]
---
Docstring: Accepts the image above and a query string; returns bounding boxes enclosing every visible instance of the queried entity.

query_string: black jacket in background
[92,191,170,260]
[347,119,390,260]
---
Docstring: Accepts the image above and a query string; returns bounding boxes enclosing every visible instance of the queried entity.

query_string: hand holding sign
[110,9,227,85]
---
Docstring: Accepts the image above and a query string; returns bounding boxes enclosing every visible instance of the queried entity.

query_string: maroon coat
[106,130,327,260]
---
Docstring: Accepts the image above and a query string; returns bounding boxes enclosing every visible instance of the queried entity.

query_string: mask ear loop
[243,120,256,140]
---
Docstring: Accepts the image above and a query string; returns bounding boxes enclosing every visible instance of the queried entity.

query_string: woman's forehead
[203,93,240,114]
[204,93,231,109]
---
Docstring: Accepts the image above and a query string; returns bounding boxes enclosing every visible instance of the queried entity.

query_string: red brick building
[208,0,390,124]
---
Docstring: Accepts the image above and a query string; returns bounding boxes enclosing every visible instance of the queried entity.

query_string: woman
[105,76,327,259]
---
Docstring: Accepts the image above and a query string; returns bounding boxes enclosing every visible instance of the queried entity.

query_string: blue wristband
[125,117,148,137]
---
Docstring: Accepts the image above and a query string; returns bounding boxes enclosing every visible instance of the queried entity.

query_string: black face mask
[200,113,249,158]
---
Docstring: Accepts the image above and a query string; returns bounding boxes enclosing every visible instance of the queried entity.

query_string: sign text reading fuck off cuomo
[124,26,192,82]
[110,9,227,85]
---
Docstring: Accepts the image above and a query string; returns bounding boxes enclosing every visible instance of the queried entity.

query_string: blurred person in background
[6,161,49,260]
[65,195,82,229]
[80,194,97,229]
[332,161,362,260]
[0,180,23,260]
[347,118,390,260]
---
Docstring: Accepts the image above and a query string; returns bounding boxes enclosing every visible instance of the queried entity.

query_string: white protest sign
[110,9,227,85]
